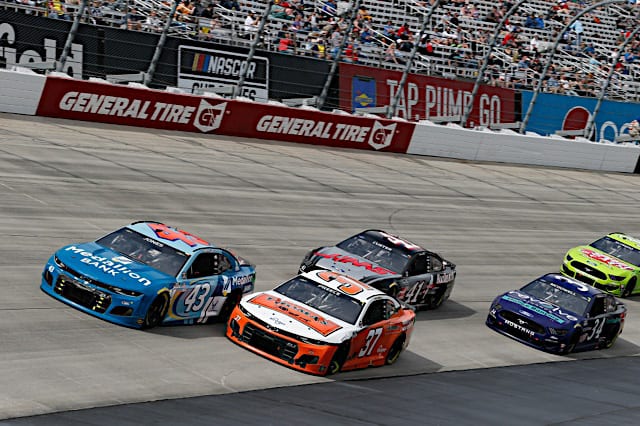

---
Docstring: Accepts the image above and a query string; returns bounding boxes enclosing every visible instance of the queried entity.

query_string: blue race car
[41,221,256,329]
[486,273,626,355]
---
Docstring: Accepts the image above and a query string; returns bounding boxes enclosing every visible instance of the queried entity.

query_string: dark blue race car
[486,273,626,354]
[41,221,256,329]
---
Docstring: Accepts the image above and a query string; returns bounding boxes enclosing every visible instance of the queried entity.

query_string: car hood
[567,246,636,274]
[498,290,581,328]
[54,242,175,291]
[239,291,354,344]
[311,247,399,281]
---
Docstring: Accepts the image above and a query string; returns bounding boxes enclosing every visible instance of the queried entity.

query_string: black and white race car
[298,230,456,309]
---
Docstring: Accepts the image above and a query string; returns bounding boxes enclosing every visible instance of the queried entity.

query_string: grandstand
[1,0,640,101]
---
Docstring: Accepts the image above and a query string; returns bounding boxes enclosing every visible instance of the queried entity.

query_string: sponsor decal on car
[581,248,634,271]
[315,252,395,275]
[65,246,152,286]
[248,293,342,337]
[504,319,535,337]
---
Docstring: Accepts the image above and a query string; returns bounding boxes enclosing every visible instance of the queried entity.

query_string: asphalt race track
[1,113,639,425]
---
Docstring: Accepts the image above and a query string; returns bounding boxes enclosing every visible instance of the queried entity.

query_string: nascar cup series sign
[178,46,269,102]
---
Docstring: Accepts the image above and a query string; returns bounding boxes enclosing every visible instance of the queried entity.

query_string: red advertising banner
[36,77,416,153]
[339,63,517,127]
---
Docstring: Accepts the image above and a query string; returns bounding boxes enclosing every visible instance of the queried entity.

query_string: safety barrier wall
[407,122,638,173]
[2,68,639,173]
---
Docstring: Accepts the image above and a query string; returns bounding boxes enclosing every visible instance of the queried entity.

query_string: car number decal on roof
[316,270,373,295]
[248,293,342,337]
[379,231,421,251]
[581,248,634,271]
[148,223,209,247]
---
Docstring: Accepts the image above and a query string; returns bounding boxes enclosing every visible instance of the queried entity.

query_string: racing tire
[387,283,399,299]
[427,287,448,310]
[622,278,636,298]
[142,292,169,330]
[604,324,622,349]
[385,337,405,365]
[326,345,348,376]
[218,290,242,323]
[561,330,581,355]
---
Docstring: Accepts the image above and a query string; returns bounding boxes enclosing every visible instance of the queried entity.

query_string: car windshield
[274,276,364,324]
[336,234,410,273]
[97,228,189,277]
[590,236,640,267]
[521,278,591,316]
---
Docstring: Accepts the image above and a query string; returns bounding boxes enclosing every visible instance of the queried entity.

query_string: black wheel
[387,283,399,299]
[142,293,169,329]
[218,290,242,323]
[326,344,348,376]
[385,337,405,365]
[604,324,622,349]
[622,277,636,298]
[561,330,581,355]
[427,287,447,310]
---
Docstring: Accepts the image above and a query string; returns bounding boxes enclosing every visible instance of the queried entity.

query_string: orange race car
[227,270,415,376]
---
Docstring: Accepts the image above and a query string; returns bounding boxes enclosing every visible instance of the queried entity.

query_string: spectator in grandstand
[176,0,195,22]
[569,18,584,47]
[382,20,396,41]
[328,27,342,58]
[343,39,359,63]
[219,0,241,12]
[125,7,144,30]
[47,0,69,20]
[357,5,372,22]
[144,9,163,32]
[201,2,214,18]
[485,5,504,24]
[417,34,435,56]
[396,22,412,41]
[384,42,404,65]
[88,0,105,25]
[271,0,295,20]
[278,31,295,54]
[360,26,374,44]
[320,0,337,18]
[243,10,260,37]
[309,35,326,58]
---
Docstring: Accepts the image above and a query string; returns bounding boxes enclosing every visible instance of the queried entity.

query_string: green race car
[561,233,640,297]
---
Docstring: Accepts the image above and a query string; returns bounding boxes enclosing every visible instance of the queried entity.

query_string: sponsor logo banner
[178,46,268,102]
[36,76,415,152]
[339,63,516,127]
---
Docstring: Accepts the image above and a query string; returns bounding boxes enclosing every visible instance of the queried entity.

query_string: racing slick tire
[622,277,636,298]
[218,290,242,323]
[427,287,448,310]
[604,324,622,349]
[142,292,169,330]
[385,337,405,365]
[327,344,349,376]
[561,330,581,355]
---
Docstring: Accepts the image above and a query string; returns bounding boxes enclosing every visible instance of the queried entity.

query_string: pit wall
[1,68,638,173]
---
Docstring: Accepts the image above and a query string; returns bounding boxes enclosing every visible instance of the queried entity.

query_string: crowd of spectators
[4,0,640,99]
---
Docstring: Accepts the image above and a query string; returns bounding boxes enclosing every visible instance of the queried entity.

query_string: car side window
[430,255,443,272]
[188,253,226,278]
[604,295,617,313]
[217,253,232,274]
[407,254,429,276]
[362,300,386,326]
[589,296,606,317]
